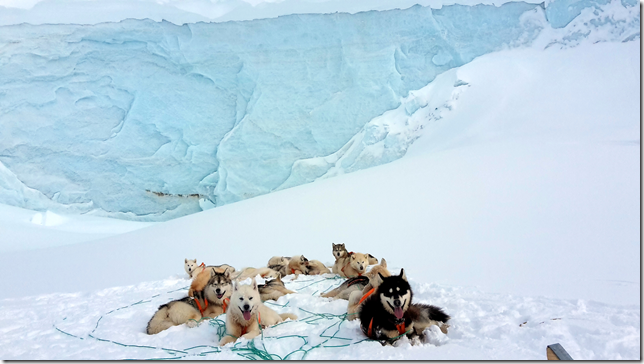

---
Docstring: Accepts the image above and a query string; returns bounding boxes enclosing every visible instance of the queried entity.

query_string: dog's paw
[186,319,199,328]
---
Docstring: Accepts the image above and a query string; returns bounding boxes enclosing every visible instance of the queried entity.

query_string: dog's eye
[239,297,243,301]
[249,297,253,300]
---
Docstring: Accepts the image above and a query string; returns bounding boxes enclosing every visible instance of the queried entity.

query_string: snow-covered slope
[0,39,638,360]
[0,0,638,221]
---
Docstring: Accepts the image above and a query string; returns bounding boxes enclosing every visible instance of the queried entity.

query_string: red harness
[222,298,229,313]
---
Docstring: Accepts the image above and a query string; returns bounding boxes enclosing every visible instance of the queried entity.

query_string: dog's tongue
[243,310,252,321]
[394,306,404,319]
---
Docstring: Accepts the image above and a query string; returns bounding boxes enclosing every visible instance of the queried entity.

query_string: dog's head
[204,268,233,304]
[231,278,261,323]
[184,258,198,275]
[332,243,347,259]
[349,252,368,274]
[377,269,412,322]
[260,268,280,280]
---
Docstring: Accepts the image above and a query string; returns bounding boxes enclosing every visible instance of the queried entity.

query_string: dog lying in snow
[358,269,450,344]
[147,269,233,334]
[219,279,297,346]
[322,258,390,301]
[184,258,236,279]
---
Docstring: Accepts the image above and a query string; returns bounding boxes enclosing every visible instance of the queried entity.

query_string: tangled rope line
[52,276,375,360]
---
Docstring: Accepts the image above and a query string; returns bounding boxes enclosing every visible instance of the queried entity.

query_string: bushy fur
[258,276,296,301]
[358,269,450,344]
[331,244,378,271]
[267,256,290,277]
[334,252,369,278]
[287,255,308,276]
[322,258,389,301]
[305,260,331,275]
[146,297,202,335]
[236,267,280,281]
[219,279,297,346]
[346,259,390,319]
[185,258,236,279]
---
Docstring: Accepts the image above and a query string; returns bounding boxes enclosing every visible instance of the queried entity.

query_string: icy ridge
[0,0,638,221]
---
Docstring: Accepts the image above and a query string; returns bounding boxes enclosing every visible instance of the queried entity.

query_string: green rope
[55,277,380,361]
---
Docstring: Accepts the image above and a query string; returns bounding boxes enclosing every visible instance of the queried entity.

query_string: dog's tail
[279,313,298,321]
[146,306,174,335]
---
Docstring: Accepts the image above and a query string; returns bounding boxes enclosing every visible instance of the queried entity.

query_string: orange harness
[341,263,362,277]
[367,318,407,338]
[291,268,297,274]
[222,298,229,313]
[240,312,261,336]
[194,296,209,315]
[358,288,375,305]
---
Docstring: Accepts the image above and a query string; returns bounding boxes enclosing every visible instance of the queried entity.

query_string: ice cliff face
[0,0,638,221]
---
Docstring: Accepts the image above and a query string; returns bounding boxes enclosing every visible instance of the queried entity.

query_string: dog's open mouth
[241,309,252,321]
[216,292,225,299]
[388,300,406,319]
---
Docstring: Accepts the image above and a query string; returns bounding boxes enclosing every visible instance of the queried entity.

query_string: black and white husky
[358,269,450,344]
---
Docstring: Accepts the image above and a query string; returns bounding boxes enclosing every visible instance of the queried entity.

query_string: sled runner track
[51,277,380,360]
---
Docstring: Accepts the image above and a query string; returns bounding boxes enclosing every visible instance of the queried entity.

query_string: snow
[0,37,639,359]
[0,0,638,221]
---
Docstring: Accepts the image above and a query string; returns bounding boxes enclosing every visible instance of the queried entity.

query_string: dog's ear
[211,268,216,277]
[380,258,387,268]
[232,280,238,291]
[223,268,230,278]
[185,258,188,263]
[251,278,257,291]
[399,269,407,282]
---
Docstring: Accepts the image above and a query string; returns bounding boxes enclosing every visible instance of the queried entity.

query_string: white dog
[219,279,297,346]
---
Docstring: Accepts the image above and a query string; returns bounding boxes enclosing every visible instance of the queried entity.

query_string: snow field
[0,270,638,360]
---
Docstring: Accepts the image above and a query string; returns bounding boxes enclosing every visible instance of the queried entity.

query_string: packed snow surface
[0,0,638,221]
[0,39,639,359]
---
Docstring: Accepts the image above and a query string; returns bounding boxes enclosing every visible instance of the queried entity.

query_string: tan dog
[219,279,297,346]
[305,260,331,275]
[331,243,378,275]
[258,276,296,301]
[185,258,236,279]
[267,256,290,277]
[287,255,308,276]
[148,269,233,334]
[334,252,369,278]
[322,258,389,300]
[236,267,281,281]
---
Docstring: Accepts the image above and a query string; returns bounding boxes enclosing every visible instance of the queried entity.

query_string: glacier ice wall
[0,0,639,221]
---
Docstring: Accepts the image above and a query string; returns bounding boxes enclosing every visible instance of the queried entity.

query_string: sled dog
[189,265,235,298]
[305,259,331,275]
[331,244,378,269]
[346,259,391,320]
[236,267,281,281]
[147,270,233,335]
[258,275,296,301]
[322,258,389,301]
[334,252,369,278]
[219,279,297,346]
[267,256,290,277]
[358,269,450,344]
[287,255,308,275]
[185,258,236,279]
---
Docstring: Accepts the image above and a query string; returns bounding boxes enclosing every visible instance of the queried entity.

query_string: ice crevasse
[0,0,639,221]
